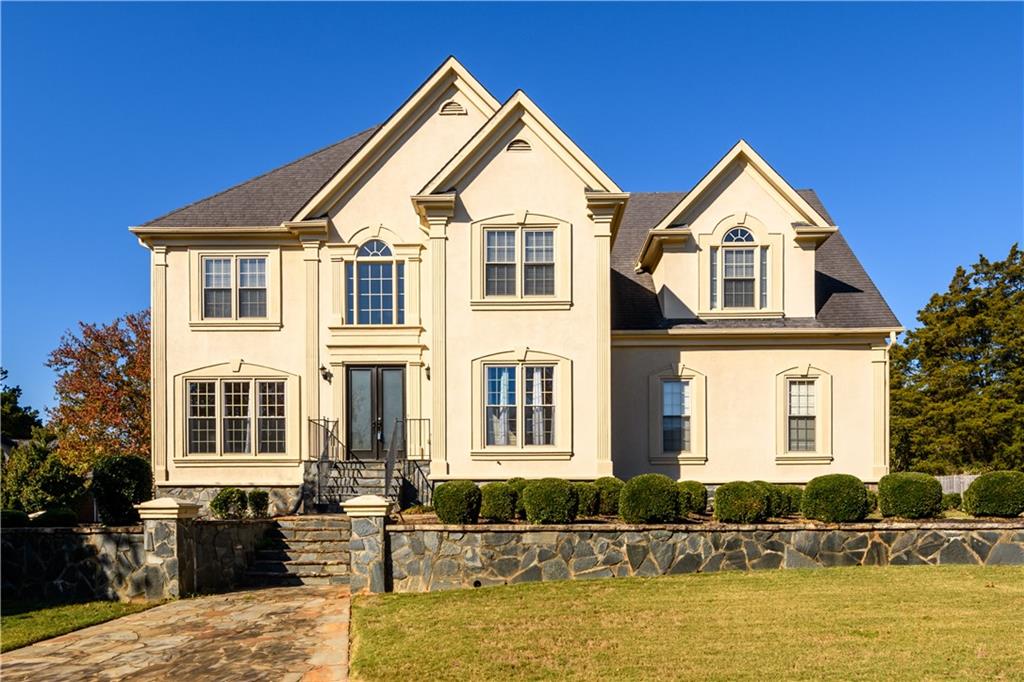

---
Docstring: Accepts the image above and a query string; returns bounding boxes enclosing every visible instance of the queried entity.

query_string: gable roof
[143,126,379,227]
[420,89,621,195]
[611,190,900,331]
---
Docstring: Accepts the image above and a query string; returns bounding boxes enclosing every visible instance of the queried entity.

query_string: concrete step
[274,516,351,530]
[245,572,350,587]
[265,528,352,542]
[257,547,350,563]
[249,560,349,576]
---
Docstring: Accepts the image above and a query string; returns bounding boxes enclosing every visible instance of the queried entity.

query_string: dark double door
[346,365,405,460]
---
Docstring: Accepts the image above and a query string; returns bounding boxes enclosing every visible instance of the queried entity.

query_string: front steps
[245,515,351,587]
[329,461,402,500]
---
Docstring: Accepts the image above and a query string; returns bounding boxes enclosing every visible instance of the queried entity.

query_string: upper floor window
[710,227,768,310]
[483,228,556,298]
[202,256,267,319]
[346,239,405,325]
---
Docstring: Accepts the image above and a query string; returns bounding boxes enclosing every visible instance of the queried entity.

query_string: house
[130,57,900,513]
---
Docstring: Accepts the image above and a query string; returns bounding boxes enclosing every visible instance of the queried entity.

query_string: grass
[1,598,157,652]
[351,566,1024,681]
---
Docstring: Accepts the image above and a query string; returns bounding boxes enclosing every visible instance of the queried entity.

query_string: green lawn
[1,599,157,652]
[351,566,1024,681]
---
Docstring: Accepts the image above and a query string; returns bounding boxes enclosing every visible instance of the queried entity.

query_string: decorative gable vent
[439,100,467,116]
[506,139,531,153]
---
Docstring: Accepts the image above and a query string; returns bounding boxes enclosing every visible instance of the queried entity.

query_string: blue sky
[2,2,1022,411]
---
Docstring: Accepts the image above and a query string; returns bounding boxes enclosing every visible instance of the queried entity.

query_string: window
[787,379,816,452]
[186,378,286,456]
[709,227,769,311]
[524,231,555,296]
[484,364,556,447]
[202,255,268,320]
[483,228,556,298]
[471,217,570,309]
[345,239,405,325]
[661,379,691,453]
[485,231,516,296]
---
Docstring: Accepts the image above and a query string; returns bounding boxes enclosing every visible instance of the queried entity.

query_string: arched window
[710,227,768,309]
[346,240,405,325]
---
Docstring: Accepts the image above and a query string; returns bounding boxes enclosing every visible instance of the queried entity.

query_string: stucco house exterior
[131,57,900,513]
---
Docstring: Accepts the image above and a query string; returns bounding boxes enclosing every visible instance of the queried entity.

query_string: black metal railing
[308,417,344,461]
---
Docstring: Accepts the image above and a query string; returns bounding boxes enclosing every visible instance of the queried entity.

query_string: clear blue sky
[2,2,1022,412]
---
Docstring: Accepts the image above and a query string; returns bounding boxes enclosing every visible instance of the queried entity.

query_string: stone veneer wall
[1,526,150,601]
[192,520,274,592]
[383,522,1024,593]
[157,486,302,517]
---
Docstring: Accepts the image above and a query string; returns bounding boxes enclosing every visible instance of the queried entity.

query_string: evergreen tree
[891,244,1024,473]
[1,368,42,443]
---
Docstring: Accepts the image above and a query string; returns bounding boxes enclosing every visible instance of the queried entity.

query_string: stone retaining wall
[381,521,1024,592]
[192,520,273,592]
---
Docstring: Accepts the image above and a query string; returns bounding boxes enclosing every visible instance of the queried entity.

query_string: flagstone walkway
[0,586,350,681]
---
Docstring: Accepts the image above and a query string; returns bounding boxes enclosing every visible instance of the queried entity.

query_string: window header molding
[775,364,833,464]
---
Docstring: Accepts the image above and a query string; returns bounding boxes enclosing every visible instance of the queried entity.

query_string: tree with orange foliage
[47,310,150,472]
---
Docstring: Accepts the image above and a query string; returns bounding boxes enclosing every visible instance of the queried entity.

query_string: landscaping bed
[351,565,1024,680]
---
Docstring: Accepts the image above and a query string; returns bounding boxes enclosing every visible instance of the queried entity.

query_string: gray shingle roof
[611,190,900,330]
[143,126,380,227]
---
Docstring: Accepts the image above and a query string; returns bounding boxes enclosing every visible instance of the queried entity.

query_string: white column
[151,245,169,482]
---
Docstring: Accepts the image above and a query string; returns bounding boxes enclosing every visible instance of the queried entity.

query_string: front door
[346,365,405,460]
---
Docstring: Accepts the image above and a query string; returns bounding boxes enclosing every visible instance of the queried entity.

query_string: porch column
[151,245,169,482]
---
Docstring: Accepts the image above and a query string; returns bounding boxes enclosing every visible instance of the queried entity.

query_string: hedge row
[209,488,272,520]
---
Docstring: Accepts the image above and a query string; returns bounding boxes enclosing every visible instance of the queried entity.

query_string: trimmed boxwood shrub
[32,507,78,527]
[963,471,1024,517]
[677,480,708,516]
[210,488,248,519]
[573,482,600,517]
[619,474,679,523]
[594,476,625,516]
[942,492,962,511]
[91,454,153,525]
[433,481,482,524]
[750,481,785,518]
[248,490,270,518]
[878,472,943,519]
[480,482,517,522]
[713,481,770,523]
[777,485,803,516]
[801,474,869,522]
[522,478,578,524]
[1,509,31,527]
[866,489,879,513]
[507,478,529,520]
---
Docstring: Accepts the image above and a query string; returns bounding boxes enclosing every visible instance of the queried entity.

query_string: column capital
[411,193,456,236]
[135,497,200,521]
[586,191,630,237]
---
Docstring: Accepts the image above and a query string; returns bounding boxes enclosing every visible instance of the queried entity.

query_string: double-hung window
[185,378,287,456]
[523,231,555,296]
[484,364,556,447]
[483,228,556,298]
[661,379,691,453]
[787,379,816,452]
[485,231,517,296]
[202,255,268,319]
[709,227,769,311]
[345,240,405,325]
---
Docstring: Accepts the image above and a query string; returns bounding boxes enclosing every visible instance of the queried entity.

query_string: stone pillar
[136,497,200,599]
[343,495,393,594]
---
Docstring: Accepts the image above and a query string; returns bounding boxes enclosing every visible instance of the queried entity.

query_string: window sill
[648,454,708,465]
[699,310,784,319]
[189,320,282,331]
[470,298,572,311]
[470,449,572,461]
[173,456,299,467]
[775,453,834,465]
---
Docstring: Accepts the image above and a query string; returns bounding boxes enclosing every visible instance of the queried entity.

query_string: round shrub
[878,472,943,519]
[507,478,529,519]
[593,476,625,516]
[210,488,248,519]
[942,492,962,511]
[1,509,31,527]
[777,485,804,516]
[713,481,770,523]
[801,474,869,522]
[750,481,785,518]
[433,481,482,524]
[963,471,1024,518]
[522,479,578,524]
[619,474,679,524]
[91,454,153,525]
[572,482,600,517]
[33,507,78,527]
[248,490,270,518]
[480,482,517,522]
[677,480,708,516]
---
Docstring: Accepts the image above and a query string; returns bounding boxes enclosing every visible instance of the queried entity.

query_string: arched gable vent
[439,100,467,116]
[506,139,532,153]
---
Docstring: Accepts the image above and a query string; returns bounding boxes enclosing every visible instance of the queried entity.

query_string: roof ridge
[142,124,381,226]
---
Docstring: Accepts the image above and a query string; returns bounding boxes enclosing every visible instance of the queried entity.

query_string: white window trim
[775,365,833,464]
[470,212,572,310]
[172,361,300,466]
[470,349,573,459]
[647,364,707,464]
[189,249,281,330]
[697,218,783,319]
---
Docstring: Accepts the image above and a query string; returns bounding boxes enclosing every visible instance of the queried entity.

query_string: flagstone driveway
[0,586,350,681]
